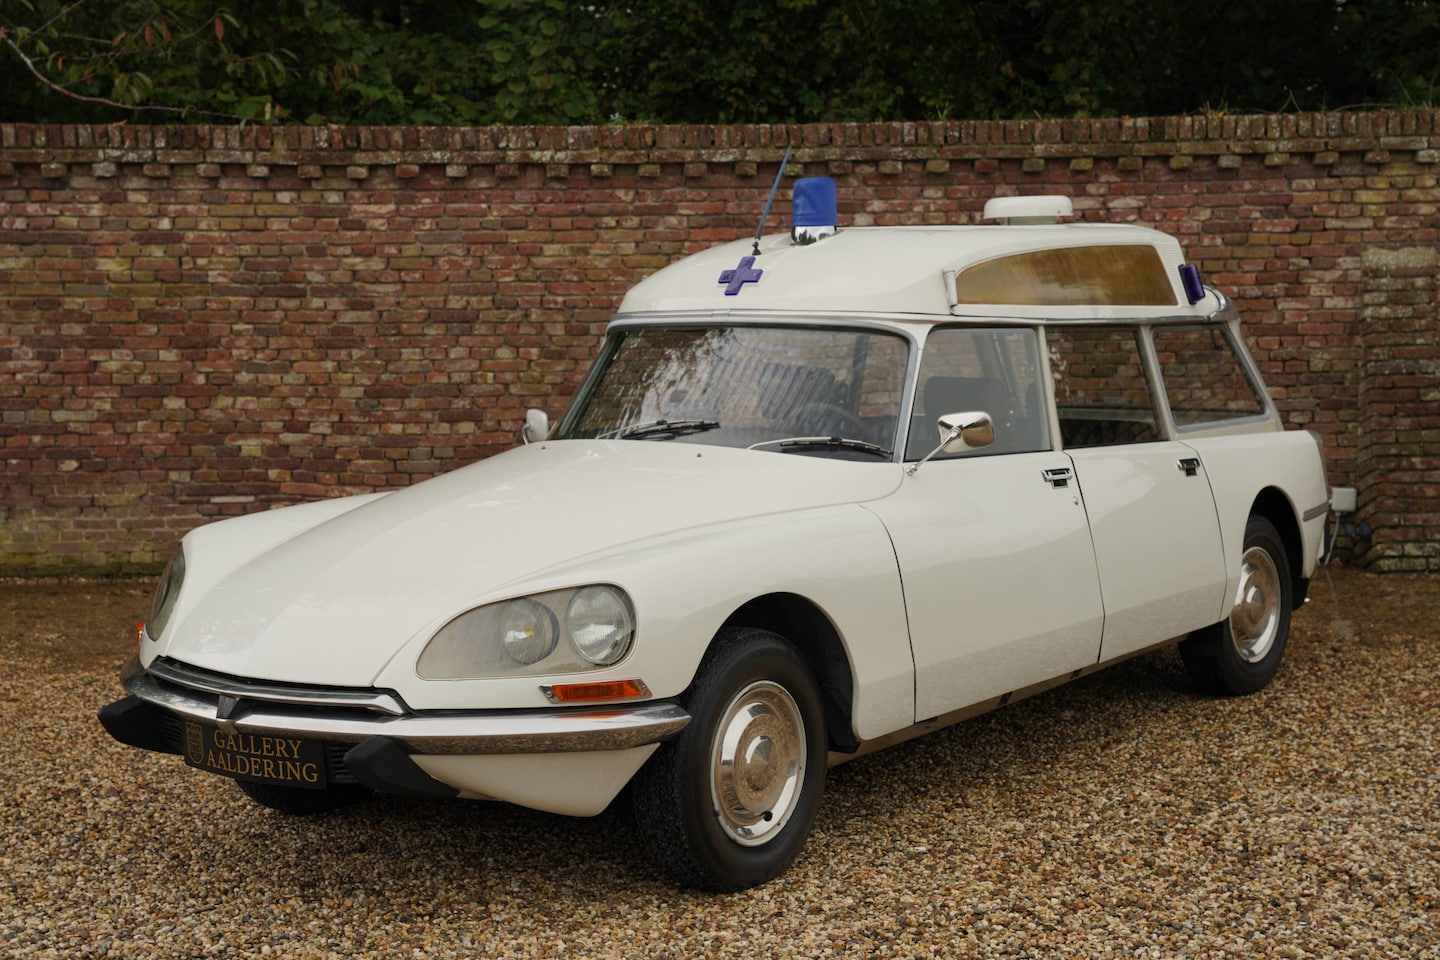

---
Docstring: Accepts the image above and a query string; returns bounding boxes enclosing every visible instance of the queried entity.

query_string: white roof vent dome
[982,195,1074,225]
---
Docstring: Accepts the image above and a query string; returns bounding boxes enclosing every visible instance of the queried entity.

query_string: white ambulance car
[101,182,1330,891]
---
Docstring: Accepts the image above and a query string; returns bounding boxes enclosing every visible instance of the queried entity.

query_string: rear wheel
[236,780,371,815]
[1181,514,1293,695]
[631,626,827,891]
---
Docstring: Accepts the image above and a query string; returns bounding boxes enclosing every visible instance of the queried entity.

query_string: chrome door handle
[1177,457,1201,477]
[1042,467,1073,489]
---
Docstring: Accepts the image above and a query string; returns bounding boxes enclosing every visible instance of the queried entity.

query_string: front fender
[375,503,914,742]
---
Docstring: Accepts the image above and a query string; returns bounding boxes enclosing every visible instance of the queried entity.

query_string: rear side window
[1153,326,1268,426]
[1048,327,1161,448]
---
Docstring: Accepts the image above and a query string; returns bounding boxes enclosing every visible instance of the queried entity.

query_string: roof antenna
[752,146,793,256]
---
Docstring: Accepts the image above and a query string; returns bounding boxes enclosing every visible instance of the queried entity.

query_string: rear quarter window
[1153,326,1268,427]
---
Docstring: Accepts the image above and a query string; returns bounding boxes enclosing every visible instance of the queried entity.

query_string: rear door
[1047,325,1229,660]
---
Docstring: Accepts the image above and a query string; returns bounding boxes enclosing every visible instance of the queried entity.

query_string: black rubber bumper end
[344,736,460,799]
[97,696,180,755]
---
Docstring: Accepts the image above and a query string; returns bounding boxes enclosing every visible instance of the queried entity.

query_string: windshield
[558,325,910,458]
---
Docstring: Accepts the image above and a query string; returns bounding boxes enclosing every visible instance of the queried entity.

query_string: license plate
[183,721,328,790]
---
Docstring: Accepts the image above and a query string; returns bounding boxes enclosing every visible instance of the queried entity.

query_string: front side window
[1153,325,1268,426]
[558,325,909,459]
[905,327,1049,460]
[1048,326,1162,448]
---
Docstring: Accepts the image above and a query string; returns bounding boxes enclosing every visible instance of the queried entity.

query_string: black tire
[1180,514,1293,696]
[631,626,828,891]
[236,779,371,815]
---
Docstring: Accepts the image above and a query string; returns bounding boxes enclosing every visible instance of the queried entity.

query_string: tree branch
[0,24,256,122]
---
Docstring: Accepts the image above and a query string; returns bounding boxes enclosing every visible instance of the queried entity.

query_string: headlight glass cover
[496,598,558,665]
[567,585,636,665]
[146,548,186,642]
[417,585,635,680]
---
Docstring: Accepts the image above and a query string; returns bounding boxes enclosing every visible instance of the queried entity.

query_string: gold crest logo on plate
[184,722,204,765]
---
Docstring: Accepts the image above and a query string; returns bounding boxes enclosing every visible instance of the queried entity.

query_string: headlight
[417,584,636,680]
[566,585,634,665]
[146,548,186,642]
[497,598,558,665]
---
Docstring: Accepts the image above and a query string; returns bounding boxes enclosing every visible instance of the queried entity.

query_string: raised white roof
[616,221,1220,321]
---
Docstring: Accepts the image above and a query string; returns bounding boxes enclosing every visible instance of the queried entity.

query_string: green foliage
[1336,0,1440,106]
[0,0,1435,124]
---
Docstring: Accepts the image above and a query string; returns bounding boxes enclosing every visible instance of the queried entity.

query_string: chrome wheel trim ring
[1230,545,1282,663]
[709,680,807,847]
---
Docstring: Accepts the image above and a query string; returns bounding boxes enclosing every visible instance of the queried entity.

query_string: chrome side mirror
[906,411,994,475]
[521,408,550,444]
[938,411,995,451]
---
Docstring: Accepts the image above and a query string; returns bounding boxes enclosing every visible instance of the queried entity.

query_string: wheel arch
[1250,485,1307,601]
[720,593,859,754]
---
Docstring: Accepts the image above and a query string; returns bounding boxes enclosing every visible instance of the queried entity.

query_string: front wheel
[631,627,827,891]
[1181,514,1293,695]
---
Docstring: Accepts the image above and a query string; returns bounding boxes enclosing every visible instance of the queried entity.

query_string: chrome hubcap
[710,680,806,846]
[1230,545,1282,663]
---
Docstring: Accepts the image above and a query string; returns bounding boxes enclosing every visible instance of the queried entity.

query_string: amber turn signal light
[540,679,651,703]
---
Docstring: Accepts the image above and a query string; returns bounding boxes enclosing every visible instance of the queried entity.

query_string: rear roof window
[953,244,1178,307]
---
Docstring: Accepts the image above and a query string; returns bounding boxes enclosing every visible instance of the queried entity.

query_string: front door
[866,326,1105,721]
[868,451,1104,720]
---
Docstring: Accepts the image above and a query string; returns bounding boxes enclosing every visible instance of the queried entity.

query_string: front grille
[149,656,409,716]
[151,707,361,786]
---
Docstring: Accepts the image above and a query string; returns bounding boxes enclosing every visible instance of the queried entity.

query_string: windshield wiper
[747,436,894,459]
[607,418,722,440]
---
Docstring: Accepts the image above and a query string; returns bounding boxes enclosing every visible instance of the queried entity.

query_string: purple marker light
[1179,264,1205,304]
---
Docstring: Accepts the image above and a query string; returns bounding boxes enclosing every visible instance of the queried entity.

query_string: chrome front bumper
[110,655,691,756]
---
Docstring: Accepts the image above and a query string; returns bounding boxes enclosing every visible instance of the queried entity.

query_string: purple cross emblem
[718,256,763,295]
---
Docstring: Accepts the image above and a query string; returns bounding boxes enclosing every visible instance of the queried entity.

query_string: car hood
[160,441,903,685]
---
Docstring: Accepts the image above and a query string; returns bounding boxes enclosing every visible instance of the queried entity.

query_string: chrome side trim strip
[123,659,691,756]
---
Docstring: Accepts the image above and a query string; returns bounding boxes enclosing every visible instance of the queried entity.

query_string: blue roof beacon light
[791,177,837,245]
[1178,263,1206,304]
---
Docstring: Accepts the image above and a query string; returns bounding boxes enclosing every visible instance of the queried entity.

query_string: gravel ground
[2,566,1437,959]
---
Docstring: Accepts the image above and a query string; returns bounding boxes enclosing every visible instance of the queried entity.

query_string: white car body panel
[620,227,1218,321]
[1069,442,1230,660]
[150,442,904,698]
[413,746,660,817]
[1181,431,1329,587]
[863,451,1105,720]
[160,493,387,635]
[371,491,916,733]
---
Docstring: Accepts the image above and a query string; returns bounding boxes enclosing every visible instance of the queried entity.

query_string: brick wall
[2,113,1437,573]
